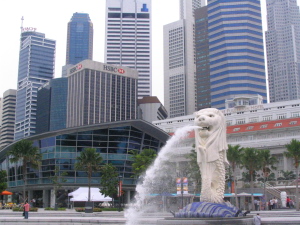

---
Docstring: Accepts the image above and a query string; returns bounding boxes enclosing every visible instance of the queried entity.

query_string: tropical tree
[50,166,67,209]
[277,170,296,184]
[100,163,119,199]
[227,144,243,208]
[240,147,261,210]
[284,139,300,211]
[0,170,7,193]
[258,149,278,201]
[185,149,201,195]
[7,139,41,201]
[75,148,103,203]
[131,148,157,178]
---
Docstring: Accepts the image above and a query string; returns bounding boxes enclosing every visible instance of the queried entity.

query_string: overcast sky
[0,0,298,103]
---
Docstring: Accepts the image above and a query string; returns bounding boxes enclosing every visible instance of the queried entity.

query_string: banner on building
[176,177,188,195]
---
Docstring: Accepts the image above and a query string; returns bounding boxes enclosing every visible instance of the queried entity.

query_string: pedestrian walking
[23,201,30,219]
[253,213,261,225]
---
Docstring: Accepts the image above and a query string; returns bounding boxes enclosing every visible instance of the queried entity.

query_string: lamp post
[177,171,185,209]
[118,175,122,212]
[181,179,184,209]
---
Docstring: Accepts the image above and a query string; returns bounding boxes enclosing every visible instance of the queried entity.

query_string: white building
[266,0,300,102]
[105,0,152,99]
[163,0,206,118]
[0,89,17,149]
[153,100,300,179]
[138,96,168,123]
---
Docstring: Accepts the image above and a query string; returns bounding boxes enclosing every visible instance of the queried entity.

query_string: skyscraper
[208,0,267,109]
[0,89,16,149]
[164,0,205,118]
[66,13,93,65]
[15,30,55,140]
[266,0,300,102]
[36,78,68,134]
[66,60,138,128]
[105,0,152,98]
[195,6,211,110]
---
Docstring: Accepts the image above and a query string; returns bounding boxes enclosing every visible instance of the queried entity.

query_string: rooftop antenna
[20,16,24,33]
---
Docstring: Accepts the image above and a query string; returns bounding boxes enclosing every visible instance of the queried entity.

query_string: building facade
[0,120,169,207]
[105,0,152,98]
[0,90,16,150]
[36,78,68,134]
[266,0,300,102]
[15,30,56,140]
[153,100,300,180]
[208,0,267,109]
[66,60,138,128]
[0,97,2,130]
[137,96,168,122]
[195,6,211,110]
[164,0,205,118]
[66,13,93,65]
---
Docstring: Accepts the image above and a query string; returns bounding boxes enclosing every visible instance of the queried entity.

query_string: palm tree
[284,139,300,211]
[7,139,41,202]
[75,148,103,203]
[131,148,157,178]
[227,144,243,208]
[240,147,261,210]
[258,149,278,206]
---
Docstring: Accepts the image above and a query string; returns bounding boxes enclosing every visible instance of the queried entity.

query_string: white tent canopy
[68,187,112,202]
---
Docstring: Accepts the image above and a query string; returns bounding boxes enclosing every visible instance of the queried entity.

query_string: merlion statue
[194,108,229,203]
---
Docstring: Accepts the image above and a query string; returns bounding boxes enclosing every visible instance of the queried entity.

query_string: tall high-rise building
[195,6,211,110]
[208,0,267,109]
[66,13,93,65]
[66,60,138,128]
[36,78,68,134]
[164,0,205,118]
[0,89,16,149]
[15,30,56,140]
[0,97,2,129]
[266,0,300,102]
[105,0,152,98]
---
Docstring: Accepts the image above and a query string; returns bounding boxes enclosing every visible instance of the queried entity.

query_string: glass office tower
[66,13,93,65]
[15,31,55,140]
[208,0,267,109]
[266,0,300,102]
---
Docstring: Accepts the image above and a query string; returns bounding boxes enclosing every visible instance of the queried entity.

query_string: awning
[0,190,13,195]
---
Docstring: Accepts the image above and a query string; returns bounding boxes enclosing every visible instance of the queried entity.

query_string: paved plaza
[0,208,300,224]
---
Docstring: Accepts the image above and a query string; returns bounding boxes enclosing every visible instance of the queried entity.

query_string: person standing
[287,197,291,208]
[254,199,258,211]
[253,213,261,225]
[23,202,30,219]
[273,197,277,209]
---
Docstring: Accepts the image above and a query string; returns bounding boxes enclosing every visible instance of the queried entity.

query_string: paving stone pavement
[0,208,300,224]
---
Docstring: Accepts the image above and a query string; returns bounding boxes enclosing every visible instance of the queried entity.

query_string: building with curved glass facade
[0,120,169,207]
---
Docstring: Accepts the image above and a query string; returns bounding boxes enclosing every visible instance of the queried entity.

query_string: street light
[118,175,122,212]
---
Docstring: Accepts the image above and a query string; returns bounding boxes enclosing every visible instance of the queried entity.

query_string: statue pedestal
[174,202,242,218]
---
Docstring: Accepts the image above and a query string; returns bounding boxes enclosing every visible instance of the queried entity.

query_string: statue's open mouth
[200,126,210,131]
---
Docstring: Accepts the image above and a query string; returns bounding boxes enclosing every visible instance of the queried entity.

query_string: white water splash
[125,125,199,225]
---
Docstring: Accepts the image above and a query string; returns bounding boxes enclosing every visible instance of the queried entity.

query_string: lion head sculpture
[194,108,228,164]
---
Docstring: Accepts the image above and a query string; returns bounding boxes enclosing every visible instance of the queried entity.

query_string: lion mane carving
[194,108,229,203]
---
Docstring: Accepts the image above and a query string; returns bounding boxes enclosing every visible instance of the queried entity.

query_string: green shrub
[12,207,38,212]
[44,207,66,211]
[101,208,123,211]
[75,208,84,212]
[75,207,102,212]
